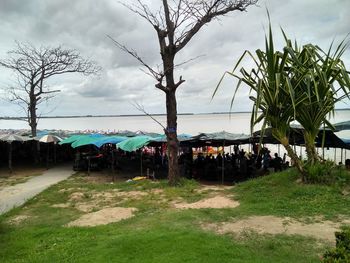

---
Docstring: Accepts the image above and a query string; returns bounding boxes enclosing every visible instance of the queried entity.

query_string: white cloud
[0,0,349,118]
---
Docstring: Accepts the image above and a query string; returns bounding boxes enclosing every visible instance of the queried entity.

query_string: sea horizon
[1,107,349,120]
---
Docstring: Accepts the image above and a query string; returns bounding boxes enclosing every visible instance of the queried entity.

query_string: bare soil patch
[174,196,240,209]
[7,215,32,225]
[203,215,350,243]
[69,192,86,201]
[66,207,137,227]
[52,203,70,208]
[196,185,234,193]
[116,190,147,199]
[54,189,151,213]
[84,174,115,184]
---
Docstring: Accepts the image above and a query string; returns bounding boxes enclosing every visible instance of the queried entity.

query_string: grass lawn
[0,169,349,262]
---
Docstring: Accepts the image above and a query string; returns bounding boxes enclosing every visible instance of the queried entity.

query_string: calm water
[1,110,349,136]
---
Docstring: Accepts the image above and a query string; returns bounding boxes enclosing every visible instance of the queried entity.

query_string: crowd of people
[71,143,291,182]
[178,146,289,182]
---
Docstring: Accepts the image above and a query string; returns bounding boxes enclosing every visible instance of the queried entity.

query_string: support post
[278,144,280,156]
[340,148,343,164]
[140,150,143,177]
[8,142,12,174]
[87,157,91,176]
[222,141,225,185]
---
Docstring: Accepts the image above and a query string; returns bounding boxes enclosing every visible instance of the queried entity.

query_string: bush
[323,226,350,262]
[305,161,350,186]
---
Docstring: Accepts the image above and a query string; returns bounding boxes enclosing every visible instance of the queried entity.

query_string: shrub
[323,226,350,262]
[305,161,350,186]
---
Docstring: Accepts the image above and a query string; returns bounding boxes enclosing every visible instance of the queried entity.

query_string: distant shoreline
[1,108,349,120]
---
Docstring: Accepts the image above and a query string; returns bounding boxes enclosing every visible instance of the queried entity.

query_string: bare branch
[0,41,101,136]
[175,0,258,53]
[119,0,162,28]
[173,54,205,69]
[132,101,167,131]
[107,35,164,82]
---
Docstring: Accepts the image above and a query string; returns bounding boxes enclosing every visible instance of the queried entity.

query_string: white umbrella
[0,134,32,143]
[38,135,62,167]
[0,134,33,173]
[38,134,62,143]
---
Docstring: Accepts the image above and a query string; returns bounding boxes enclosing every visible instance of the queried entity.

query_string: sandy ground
[61,184,240,227]
[174,196,240,209]
[9,172,344,243]
[203,215,350,243]
[0,165,73,214]
[66,207,138,227]
[7,214,32,225]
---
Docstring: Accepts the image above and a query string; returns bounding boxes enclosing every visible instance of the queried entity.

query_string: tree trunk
[279,136,306,182]
[29,94,40,163]
[166,89,180,185]
[29,98,37,137]
[303,132,319,165]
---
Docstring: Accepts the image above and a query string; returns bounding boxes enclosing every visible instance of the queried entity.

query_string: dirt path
[0,165,73,215]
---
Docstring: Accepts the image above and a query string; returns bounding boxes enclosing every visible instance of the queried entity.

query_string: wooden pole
[8,142,12,174]
[54,143,57,164]
[293,144,297,155]
[46,143,49,169]
[87,157,91,176]
[322,146,325,160]
[278,144,280,156]
[222,141,225,185]
[140,150,143,177]
[334,148,336,163]
[341,148,343,164]
[111,149,115,175]
[345,149,347,161]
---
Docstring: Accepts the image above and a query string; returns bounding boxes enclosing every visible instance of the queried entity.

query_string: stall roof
[253,126,350,149]
[117,135,154,152]
[187,131,251,147]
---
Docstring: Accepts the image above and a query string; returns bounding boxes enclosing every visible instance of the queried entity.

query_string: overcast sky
[0,0,349,117]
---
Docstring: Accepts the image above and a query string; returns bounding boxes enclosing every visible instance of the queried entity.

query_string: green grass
[0,169,349,262]
[0,213,325,263]
[233,169,350,220]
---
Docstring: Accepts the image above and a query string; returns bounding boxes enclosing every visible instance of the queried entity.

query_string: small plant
[322,226,350,262]
[305,161,334,184]
[305,161,350,186]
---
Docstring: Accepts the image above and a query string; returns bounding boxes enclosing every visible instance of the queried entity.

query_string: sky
[0,0,349,117]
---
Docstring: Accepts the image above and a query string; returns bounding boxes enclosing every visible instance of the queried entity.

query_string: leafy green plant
[323,226,350,262]
[213,16,306,177]
[305,161,350,186]
[287,41,350,165]
[305,161,335,184]
[214,14,350,182]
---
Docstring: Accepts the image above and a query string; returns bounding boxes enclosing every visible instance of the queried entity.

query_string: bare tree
[0,42,100,137]
[112,0,258,185]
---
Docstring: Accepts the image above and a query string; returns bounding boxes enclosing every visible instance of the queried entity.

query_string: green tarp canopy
[70,135,107,148]
[59,135,85,145]
[59,134,106,148]
[117,135,154,152]
[93,136,128,148]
